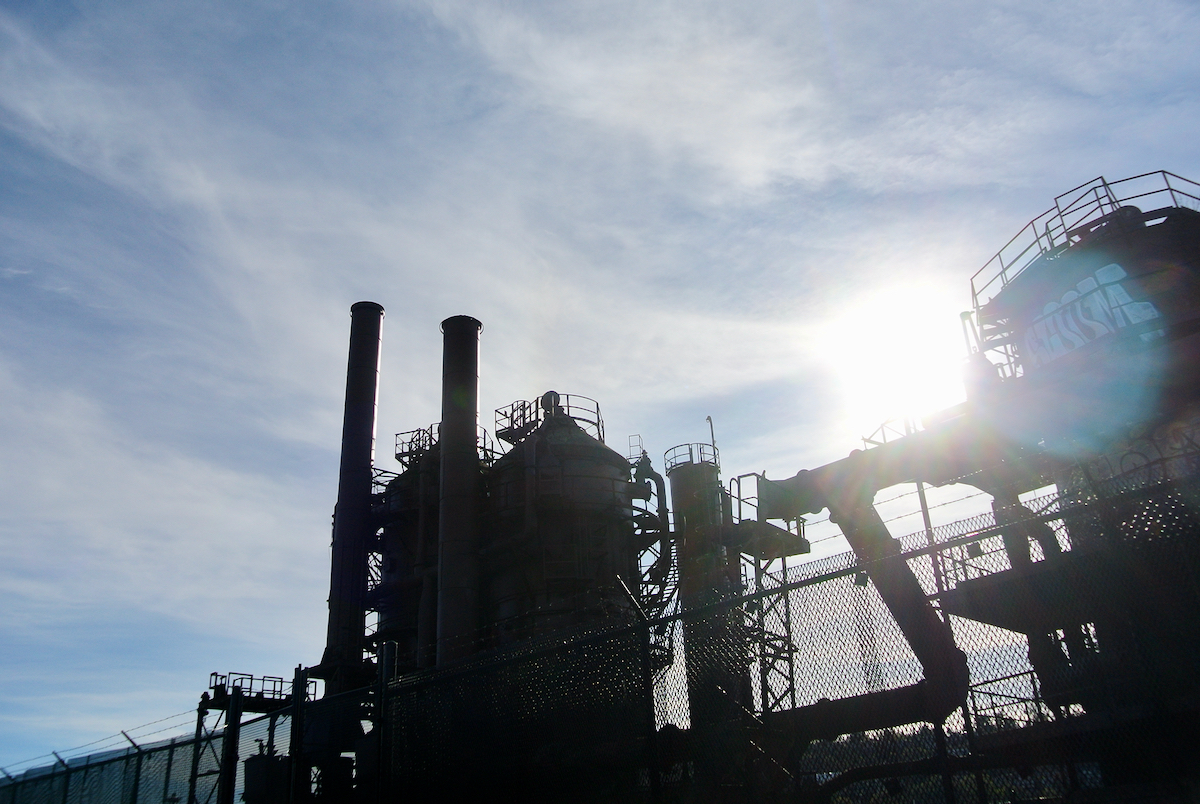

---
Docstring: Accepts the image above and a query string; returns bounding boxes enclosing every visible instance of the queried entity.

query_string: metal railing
[969,670,1057,734]
[664,442,719,472]
[970,171,1200,311]
[495,393,605,445]
[394,423,501,468]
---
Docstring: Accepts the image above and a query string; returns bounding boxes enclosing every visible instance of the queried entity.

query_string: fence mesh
[1,709,293,804]
[384,625,649,802]
[6,473,1200,803]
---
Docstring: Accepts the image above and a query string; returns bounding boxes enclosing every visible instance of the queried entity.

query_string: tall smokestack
[322,301,384,692]
[436,315,483,665]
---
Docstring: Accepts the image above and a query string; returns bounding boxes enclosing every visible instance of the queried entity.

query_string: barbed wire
[3,709,196,773]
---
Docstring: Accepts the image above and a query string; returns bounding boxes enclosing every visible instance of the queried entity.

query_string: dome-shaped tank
[483,392,637,645]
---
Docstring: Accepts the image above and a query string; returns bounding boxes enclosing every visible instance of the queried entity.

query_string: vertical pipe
[415,447,439,669]
[322,301,385,692]
[436,315,483,665]
[416,570,437,668]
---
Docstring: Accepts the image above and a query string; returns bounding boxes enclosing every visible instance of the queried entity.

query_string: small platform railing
[495,393,605,445]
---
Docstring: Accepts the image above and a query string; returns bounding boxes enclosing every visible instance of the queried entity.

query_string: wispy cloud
[419,0,1200,194]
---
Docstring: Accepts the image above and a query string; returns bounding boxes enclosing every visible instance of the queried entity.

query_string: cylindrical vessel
[436,316,483,665]
[483,398,637,644]
[665,443,750,733]
[323,301,384,692]
[667,456,729,610]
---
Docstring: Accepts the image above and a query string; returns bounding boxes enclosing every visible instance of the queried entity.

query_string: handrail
[494,393,605,445]
[970,171,1200,311]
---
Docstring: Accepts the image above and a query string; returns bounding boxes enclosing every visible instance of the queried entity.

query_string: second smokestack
[436,315,483,665]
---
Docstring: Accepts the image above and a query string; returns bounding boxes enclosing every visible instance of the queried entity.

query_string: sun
[817,280,969,436]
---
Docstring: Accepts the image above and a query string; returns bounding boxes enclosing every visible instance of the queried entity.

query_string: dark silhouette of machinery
[173,171,1200,802]
[6,171,1200,804]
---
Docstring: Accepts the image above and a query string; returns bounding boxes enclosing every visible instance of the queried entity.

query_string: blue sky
[2,0,1199,767]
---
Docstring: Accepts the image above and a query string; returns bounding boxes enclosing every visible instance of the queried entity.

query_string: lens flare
[817,281,968,435]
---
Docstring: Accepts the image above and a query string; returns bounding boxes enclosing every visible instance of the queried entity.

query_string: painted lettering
[1019,263,1162,369]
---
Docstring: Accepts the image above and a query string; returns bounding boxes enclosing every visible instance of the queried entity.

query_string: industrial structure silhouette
[6,171,1200,803]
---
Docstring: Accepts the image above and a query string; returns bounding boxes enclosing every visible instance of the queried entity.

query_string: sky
[2,0,1199,769]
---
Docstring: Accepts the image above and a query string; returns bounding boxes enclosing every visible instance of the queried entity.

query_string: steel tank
[483,392,638,645]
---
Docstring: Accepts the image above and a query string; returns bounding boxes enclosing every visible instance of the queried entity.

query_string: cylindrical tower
[665,442,751,734]
[666,444,733,611]
[436,316,484,665]
[322,301,384,693]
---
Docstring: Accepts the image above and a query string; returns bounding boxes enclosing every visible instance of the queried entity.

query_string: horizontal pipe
[762,682,942,747]
[760,414,1048,520]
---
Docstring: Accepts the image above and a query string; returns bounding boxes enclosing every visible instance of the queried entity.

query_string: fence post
[161,739,177,804]
[637,619,663,804]
[187,694,210,804]
[288,666,307,804]
[934,723,957,804]
[122,731,144,804]
[216,687,243,804]
[52,752,70,804]
[960,704,988,804]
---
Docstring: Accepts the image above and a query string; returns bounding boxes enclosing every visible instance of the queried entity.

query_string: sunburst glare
[817,280,968,437]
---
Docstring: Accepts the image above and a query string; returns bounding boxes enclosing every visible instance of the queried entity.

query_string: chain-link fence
[375,472,1200,803]
[0,707,292,804]
[8,472,1199,803]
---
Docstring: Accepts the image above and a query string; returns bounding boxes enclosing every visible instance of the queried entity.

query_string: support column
[216,687,243,804]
